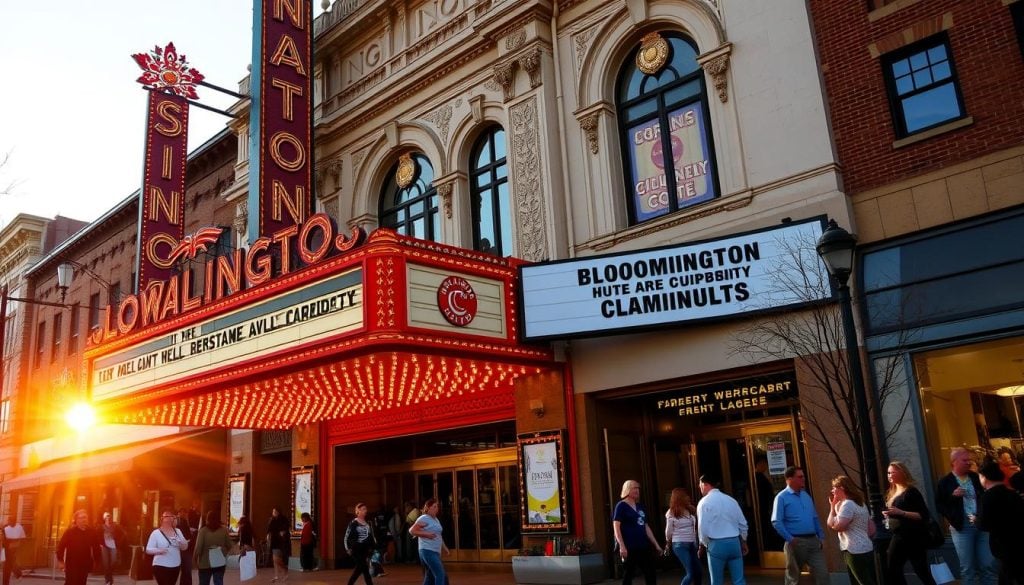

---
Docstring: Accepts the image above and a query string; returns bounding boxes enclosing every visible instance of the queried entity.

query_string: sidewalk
[20,564,786,585]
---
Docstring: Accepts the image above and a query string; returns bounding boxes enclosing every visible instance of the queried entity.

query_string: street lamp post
[815,220,886,529]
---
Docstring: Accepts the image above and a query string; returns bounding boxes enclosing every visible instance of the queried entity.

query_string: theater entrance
[690,419,797,569]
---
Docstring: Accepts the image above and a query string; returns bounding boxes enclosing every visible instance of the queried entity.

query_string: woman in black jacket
[266,507,289,583]
[883,461,937,585]
[978,461,1024,585]
[343,503,376,585]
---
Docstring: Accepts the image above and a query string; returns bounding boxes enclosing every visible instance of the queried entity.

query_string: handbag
[208,547,227,568]
[238,551,257,581]
[930,556,955,584]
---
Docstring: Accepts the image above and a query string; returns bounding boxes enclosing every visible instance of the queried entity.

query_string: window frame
[881,33,967,139]
[35,320,46,368]
[469,126,511,256]
[68,303,80,355]
[378,153,440,242]
[615,33,720,226]
[51,312,63,363]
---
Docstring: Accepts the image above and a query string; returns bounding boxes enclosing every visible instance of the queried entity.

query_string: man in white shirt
[3,516,27,585]
[696,474,748,585]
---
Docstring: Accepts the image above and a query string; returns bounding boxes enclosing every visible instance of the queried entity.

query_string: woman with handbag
[827,475,876,585]
[882,461,937,585]
[146,510,189,585]
[194,511,230,585]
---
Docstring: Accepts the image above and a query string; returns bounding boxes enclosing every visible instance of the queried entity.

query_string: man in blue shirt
[772,466,827,585]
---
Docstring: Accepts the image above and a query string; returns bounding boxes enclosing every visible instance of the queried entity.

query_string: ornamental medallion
[396,153,416,188]
[636,32,669,75]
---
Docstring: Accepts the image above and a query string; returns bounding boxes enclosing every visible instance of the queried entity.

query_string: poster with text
[291,466,315,534]
[228,474,247,534]
[518,431,569,532]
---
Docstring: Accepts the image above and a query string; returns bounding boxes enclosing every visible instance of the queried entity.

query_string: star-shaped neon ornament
[132,42,205,99]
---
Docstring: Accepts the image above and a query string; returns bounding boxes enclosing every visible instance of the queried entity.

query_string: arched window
[379,153,439,241]
[469,126,511,256]
[616,33,718,225]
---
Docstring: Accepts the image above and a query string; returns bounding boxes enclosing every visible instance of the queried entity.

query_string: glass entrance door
[692,419,797,569]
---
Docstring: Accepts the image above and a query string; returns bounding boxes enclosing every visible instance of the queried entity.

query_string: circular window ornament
[636,32,669,75]
[437,276,478,327]
[396,153,417,188]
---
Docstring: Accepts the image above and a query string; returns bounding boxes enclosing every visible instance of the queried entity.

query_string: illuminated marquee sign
[90,213,364,345]
[91,268,363,401]
[652,372,797,418]
[249,0,313,242]
[519,218,828,340]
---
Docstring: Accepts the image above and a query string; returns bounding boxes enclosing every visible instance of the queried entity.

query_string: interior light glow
[65,402,97,433]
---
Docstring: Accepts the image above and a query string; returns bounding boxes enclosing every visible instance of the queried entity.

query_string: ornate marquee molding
[697,43,733,103]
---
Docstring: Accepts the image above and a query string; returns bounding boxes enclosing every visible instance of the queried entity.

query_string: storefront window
[915,336,1024,484]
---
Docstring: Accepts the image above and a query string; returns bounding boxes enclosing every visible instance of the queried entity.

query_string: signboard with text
[91,269,362,400]
[519,218,828,340]
[652,371,798,418]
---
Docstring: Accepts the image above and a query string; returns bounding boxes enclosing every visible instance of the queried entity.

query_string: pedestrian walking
[665,487,701,585]
[98,512,126,585]
[3,516,26,585]
[772,466,828,585]
[146,509,189,585]
[696,474,748,585]
[193,511,229,585]
[56,510,101,585]
[344,503,377,585]
[409,498,449,585]
[977,461,1024,585]
[936,448,996,585]
[266,507,290,583]
[613,479,663,585]
[299,513,317,572]
[882,461,937,585]
[826,475,876,585]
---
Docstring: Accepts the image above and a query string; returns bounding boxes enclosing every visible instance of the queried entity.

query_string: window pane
[932,61,951,82]
[667,37,699,76]
[625,118,671,222]
[476,173,490,189]
[927,44,947,63]
[625,98,658,121]
[901,82,961,133]
[476,189,497,254]
[892,59,911,77]
[495,163,507,181]
[410,201,424,217]
[476,142,492,167]
[667,102,716,209]
[909,51,929,71]
[493,130,506,160]
[663,79,700,107]
[621,68,646,101]
[912,69,932,88]
[412,218,424,239]
[895,75,914,95]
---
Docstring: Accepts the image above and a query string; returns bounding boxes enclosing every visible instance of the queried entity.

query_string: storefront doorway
[689,419,796,568]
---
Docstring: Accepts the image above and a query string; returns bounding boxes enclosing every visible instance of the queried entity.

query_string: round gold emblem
[636,32,669,75]
[396,153,416,188]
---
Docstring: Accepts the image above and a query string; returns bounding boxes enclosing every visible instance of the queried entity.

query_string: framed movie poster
[517,430,569,532]
[291,465,316,536]
[228,473,248,534]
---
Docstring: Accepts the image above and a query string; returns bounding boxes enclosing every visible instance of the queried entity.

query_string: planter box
[512,553,606,585]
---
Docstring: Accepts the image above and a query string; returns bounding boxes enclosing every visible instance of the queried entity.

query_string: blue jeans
[672,542,702,585]
[706,538,744,585]
[419,549,446,585]
[950,525,997,585]
[197,567,225,585]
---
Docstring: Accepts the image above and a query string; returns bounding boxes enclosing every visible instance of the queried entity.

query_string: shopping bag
[239,551,257,581]
[209,547,227,568]
[930,558,955,585]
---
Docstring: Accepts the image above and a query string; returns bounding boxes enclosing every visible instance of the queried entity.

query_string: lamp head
[816,220,857,285]
[57,263,75,303]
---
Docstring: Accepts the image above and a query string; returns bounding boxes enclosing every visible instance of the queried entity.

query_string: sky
[0,1,326,228]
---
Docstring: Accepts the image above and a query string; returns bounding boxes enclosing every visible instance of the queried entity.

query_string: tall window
[35,321,45,368]
[617,32,718,225]
[882,33,966,138]
[379,153,440,241]
[88,293,101,332]
[470,127,511,256]
[51,313,63,363]
[68,304,80,355]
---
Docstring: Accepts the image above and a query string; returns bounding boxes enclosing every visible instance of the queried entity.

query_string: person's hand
[654,545,663,556]
[57,560,66,572]
[819,539,824,550]
[619,545,628,561]
[887,506,904,517]
[828,491,839,507]
[952,487,965,497]
[740,540,749,556]
[697,545,706,559]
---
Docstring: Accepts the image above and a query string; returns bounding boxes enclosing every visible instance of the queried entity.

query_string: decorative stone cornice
[697,43,733,103]
[435,182,454,219]
[578,114,599,155]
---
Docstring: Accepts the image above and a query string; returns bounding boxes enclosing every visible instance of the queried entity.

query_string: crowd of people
[613,449,1024,585]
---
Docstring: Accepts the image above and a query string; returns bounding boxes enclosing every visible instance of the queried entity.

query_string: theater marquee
[91,269,362,401]
[519,218,828,340]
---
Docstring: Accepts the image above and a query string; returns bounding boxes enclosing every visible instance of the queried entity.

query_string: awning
[2,432,194,492]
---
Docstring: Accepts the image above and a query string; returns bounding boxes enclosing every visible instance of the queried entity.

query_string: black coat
[977,484,1024,561]
[936,471,985,531]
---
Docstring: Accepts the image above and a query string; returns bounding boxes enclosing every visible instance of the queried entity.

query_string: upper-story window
[616,32,718,225]
[882,33,966,138]
[68,304,80,355]
[51,313,63,363]
[35,321,45,368]
[88,293,101,332]
[379,153,439,241]
[470,126,512,256]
